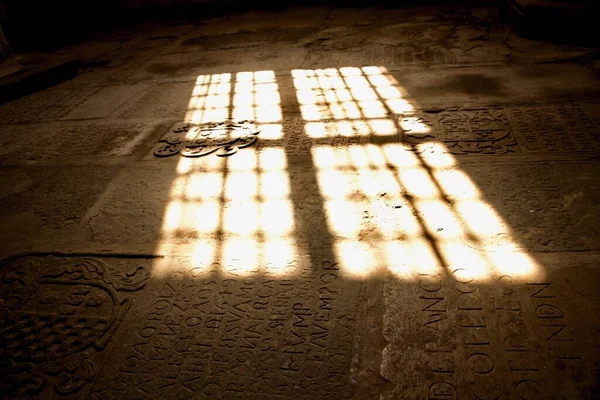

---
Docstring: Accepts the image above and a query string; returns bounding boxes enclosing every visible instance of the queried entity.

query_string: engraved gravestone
[403,109,518,155]
[0,254,152,399]
[0,87,103,124]
[90,259,362,400]
[506,104,600,153]
[382,265,600,399]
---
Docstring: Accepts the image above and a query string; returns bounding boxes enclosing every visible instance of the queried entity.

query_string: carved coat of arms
[402,110,518,155]
[0,254,150,398]
[153,120,260,158]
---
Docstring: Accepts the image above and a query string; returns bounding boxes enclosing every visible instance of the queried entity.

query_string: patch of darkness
[434,73,505,96]
[181,28,316,49]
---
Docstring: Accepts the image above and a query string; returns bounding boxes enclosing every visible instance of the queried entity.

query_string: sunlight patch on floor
[155,71,299,278]
[296,66,543,282]
[155,67,543,282]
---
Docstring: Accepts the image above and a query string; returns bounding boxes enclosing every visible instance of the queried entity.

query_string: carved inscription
[404,109,518,155]
[0,254,151,398]
[507,105,600,153]
[416,271,589,399]
[369,47,458,65]
[91,261,361,399]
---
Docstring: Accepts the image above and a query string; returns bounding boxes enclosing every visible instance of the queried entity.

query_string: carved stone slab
[304,47,460,69]
[403,105,600,155]
[64,84,150,120]
[144,106,598,158]
[0,123,155,164]
[0,253,153,399]
[152,121,260,158]
[382,264,600,399]
[404,109,518,155]
[0,166,121,234]
[506,104,600,153]
[118,82,195,120]
[87,160,599,255]
[90,258,362,399]
[0,86,103,124]
[145,117,373,159]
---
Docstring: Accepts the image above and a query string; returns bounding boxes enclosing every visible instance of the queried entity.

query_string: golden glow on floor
[155,67,543,282]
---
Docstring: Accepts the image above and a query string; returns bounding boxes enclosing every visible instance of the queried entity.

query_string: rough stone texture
[88,158,600,254]
[506,104,600,153]
[118,82,196,120]
[0,166,121,230]
[0,5,599,400]
[460,162,600,252]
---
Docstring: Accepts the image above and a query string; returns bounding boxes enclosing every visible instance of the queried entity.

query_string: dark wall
[0,1,117,51]
[3,0,593,52]
[2,0,486,51]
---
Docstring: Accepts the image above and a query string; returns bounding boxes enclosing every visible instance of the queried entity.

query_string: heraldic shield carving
[402,109,518,155]
[0,253,151,397]
[153,120,260,158]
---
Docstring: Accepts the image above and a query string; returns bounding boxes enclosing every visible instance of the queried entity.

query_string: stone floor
[0,4,599,399]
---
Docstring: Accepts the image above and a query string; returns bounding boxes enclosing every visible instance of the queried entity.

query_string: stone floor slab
[0,84,103,124]
[382,259,600,399]
[0,122,158,164]
[64,84,151,120]
[0,253,155,399]
[0,166,122,254]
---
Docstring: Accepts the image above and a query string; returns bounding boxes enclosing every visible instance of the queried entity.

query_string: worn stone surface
[116,65,600,116]
[0,4,599,400]
[460,162,600,252]
[0,123,157,164]
[0,166,120,230]
[0,85,103,124]
[88,158,600,255]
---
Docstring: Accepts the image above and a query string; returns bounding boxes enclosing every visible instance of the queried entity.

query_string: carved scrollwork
[153,120,260,158]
